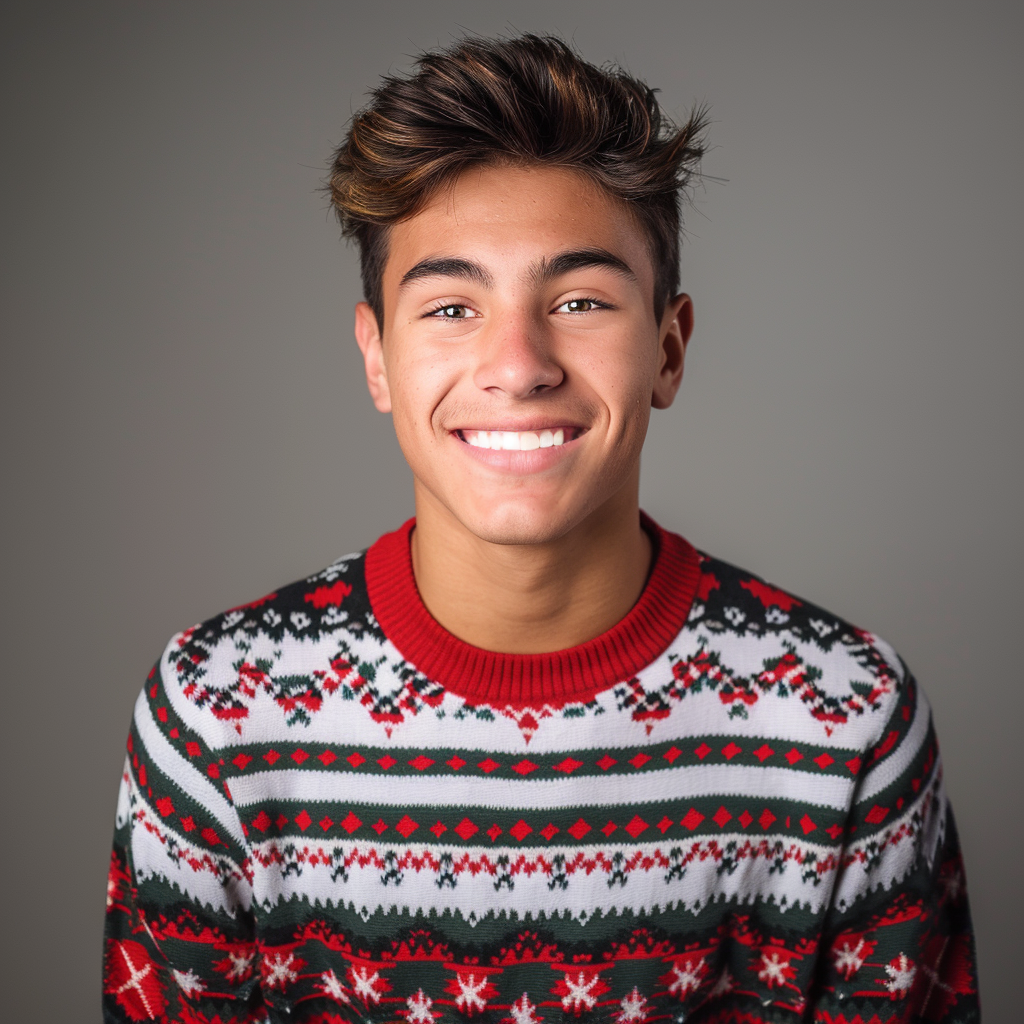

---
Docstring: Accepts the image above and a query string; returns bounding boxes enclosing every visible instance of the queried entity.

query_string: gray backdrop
[2,1,1020,1018]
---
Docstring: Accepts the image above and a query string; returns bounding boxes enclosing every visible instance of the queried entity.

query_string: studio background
[2,1,1020,1018]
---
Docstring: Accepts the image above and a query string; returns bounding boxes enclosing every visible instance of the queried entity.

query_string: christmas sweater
[104,515,979,1024]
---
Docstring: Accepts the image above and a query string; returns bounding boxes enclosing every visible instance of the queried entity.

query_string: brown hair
[327,34,707,326]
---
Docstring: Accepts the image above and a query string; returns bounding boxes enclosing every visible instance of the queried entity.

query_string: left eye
[557,298,601,313]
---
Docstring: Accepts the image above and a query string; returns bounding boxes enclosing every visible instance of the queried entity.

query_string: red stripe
[364,512,700,708]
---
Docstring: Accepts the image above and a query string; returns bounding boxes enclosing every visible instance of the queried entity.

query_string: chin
[457,496,595,547]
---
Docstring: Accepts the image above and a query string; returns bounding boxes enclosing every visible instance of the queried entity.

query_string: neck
[410,482,651,655]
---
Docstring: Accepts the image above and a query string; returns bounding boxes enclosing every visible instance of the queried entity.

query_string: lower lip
[451,432,584,474]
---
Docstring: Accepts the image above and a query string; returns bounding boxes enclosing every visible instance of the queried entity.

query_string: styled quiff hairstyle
[327,34,707,325]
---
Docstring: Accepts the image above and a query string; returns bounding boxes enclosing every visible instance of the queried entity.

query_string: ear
[651,293,693,410]
[354,302,392,413]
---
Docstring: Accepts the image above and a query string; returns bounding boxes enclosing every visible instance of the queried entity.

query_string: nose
[472,313,564,398]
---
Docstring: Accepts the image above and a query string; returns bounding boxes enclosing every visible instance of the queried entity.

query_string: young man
[103,35,979,1024]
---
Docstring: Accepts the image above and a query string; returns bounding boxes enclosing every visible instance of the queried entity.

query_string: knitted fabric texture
[103,516,979,1023]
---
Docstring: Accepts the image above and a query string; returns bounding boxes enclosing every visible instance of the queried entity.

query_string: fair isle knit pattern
[103,516,979,1024]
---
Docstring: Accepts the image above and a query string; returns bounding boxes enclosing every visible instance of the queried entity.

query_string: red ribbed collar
[364,512,700,708]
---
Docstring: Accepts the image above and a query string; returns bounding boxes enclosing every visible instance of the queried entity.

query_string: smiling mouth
[455,428,583,451]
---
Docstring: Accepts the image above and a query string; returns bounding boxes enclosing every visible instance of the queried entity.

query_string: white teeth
[463,429,570,450]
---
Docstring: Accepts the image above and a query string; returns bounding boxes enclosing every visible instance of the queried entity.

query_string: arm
[103,658,265,1023]
[810,668,980,1021]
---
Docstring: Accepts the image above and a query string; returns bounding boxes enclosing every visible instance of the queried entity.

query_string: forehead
[383,163,654,288]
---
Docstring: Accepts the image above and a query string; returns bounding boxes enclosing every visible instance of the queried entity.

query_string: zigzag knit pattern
[103,516,979,1023]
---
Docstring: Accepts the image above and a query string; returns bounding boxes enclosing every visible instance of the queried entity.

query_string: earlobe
[354,302,392,413]
[651,293,692,410]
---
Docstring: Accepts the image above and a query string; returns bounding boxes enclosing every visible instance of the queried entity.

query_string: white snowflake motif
[560,972,603,1013]
[757,950,791,988]
[506,993,544,1024]
[350,964,386,1006]
[667,956,705,998]
[884,953,916,997]
[724,606,746,626]
[263,952,299,990]
[318,969,351,1004]
[290,610,311,631]
[172,969,205,998]
[616,986,648,1023]
[404,988,438,1024]
[708,969,734,997]
[454,972,491,1014]
[765,607,790,625]
[223,951,254,981]
[262,607,282,627]
[833,938,869,980]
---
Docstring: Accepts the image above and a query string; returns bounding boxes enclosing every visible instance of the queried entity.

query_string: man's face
[355,163,691,546]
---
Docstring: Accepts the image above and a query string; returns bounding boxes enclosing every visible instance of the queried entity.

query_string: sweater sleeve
[103,656,266,1023]
[808,665,980,1021]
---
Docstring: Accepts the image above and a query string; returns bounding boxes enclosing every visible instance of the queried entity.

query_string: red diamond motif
[800,814,817,835]
[845,756,862,775]
[864,804,889,825]
[694,743,712,760]
[713,806,732,828]
[596,755,617,771]
[738,810,753,829]
[753,744,774,762]
[447,756,467,771]
[759,809,777,830]
[784,747,803,765]
[568,818,591,840]
[377,755,397,770]
[540,823,559,841]
[455,818,478,841]
[656,816,674,834]
[680,808,704,831]
[319,815,333,832]
[814,752,834,769]
[232,753,252,771]
[629,753,651,769]
[487,824,502,842]
[347,752,365,768]
[317,750,337,767]
[206,763,219,779]
[510,820,532,841]
[625,815,649,838]
[186,741,202,758]
[156,796,174,817]
[180,816,196,832]
[169,728,179,739]
[371,819,388,835]
[478,758,500,774]
[721,742,742,760]
[395,815,419,838]
[512,760,538,776]
[896,796,904,810]
[341,812,361,834]
[263,749,280,765]
[827,823,843,840]
[291,749,309,764]
[295,810,311,831]
[430,821,447,838]
[275,813,289,830]
[663,746,683,764]
[157,707,168,723]
[408,755,434,771]
[786,816,791,829]
[553,758,583,774]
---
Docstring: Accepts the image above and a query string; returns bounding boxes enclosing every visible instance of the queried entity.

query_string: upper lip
[451,422,586,433]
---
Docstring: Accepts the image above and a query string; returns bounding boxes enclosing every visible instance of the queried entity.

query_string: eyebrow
[398,247,637,293]
[533,248,637,285]
[399,257,494,290]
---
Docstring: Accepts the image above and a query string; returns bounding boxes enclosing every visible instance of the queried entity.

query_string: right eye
[427,304,476,319]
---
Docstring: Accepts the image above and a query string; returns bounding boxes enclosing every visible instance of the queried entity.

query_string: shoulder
[675,549,917,750]
[151,548,380,746]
